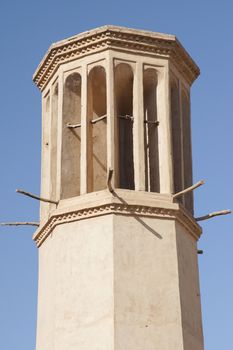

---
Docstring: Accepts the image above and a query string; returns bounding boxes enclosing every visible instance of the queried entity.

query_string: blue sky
[0,1,232,349]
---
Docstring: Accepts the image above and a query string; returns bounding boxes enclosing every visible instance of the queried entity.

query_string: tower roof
[33,25,200,91]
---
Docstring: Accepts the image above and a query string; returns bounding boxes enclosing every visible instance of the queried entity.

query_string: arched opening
[143,68,159,192]
[115,63,134,190]
[170,81,183,201]
[51,83,58,201]
[87,66,107,192]
[182,90,193,213]
[61,72,82,199]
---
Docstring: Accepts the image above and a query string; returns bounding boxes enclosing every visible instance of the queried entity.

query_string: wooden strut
[107,168,114,193]
[16,189,58,205]
[0,222,39,227]
[66,122,81,129]
[91,114,107,124]
[173,180,205,199]
[144,120,159,126]
[118,115,134,121]
[195,210,231,222]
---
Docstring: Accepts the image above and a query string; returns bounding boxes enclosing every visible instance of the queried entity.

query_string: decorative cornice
[33,25,200,91]
[33,194,201,248]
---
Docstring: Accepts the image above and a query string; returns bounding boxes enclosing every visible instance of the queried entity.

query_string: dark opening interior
[115,63,134,190]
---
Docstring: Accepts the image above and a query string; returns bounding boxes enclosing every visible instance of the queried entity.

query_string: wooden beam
[90,114,107,124]
[195,209,231,222]
[173,180,204,199]
[1,222,39,227]
[107,168,114,193]
[16,189,58,205]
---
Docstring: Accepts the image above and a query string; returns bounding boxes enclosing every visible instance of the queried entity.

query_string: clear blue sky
[0,1,232,349]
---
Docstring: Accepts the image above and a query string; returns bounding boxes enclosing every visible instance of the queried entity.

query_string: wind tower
[33,26,204,350]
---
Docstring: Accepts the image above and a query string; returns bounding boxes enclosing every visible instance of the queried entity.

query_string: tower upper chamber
[33,25,199,223]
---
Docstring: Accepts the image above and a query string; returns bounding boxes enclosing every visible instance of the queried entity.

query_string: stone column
[157,65,173,193]
[80,64,88,195]
[133,61,145,191]
[56,72,63,202]
[106,51,116,186]
[40,89,51,220]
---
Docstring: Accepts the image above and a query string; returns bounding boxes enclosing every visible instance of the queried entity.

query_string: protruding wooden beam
[0,222,39,227]
[107,168,114,193]
[173,180,205,199]
[66,122,81,129]
[118,114,134,121]
[90,114,107,124]
[144,120,159,126]
[16,189,58,205]
[195,209,231,222]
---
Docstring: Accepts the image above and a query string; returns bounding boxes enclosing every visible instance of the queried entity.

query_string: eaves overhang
[33,25,200,91]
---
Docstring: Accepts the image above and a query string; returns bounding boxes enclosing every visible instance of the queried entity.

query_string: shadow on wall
[112,191,163,240]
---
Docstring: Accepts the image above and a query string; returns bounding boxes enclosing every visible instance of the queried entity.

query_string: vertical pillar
[49,82,59,210]
[106,51,116,186]
[157,65,173,193]
[56,72,63,202]
[181,86,193,213]
[80,64,88,194]
[178,79,185,196]
[133,61,145,191]
[40,89,51,220]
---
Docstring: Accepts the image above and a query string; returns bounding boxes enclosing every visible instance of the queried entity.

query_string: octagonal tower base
[34,190,204,350]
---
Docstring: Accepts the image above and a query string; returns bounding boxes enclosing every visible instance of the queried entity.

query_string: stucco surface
[36,209,203,349]
[36,215,114,350]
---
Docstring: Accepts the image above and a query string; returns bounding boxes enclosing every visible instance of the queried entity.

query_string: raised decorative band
[33,202,201,247]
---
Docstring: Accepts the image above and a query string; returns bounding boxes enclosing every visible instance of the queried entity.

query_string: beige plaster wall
[36,215,114,350]
[36,209,203,349]
[113,214,184,350]
[175,221,204,349]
